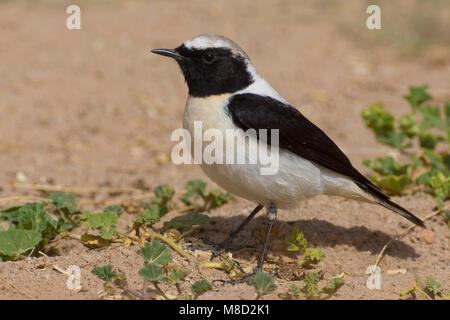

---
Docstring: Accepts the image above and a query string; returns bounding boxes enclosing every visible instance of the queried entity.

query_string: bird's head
[152,34,256,97]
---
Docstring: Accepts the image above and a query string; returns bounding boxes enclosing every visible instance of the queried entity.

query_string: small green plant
[285,227,308,252]
[144,184,175,209]
[49,192,78,215]
[180,179,232,210]
[164,211,209,230]
[285,227,325,267]
[138,240,173,299]
[0,193,81,260]
[92,265,117,282]
[1,180,234,299]
[81,210,119,240]
[301,248,325,267]
[134,204,168,231]
[287,273,345,300]
[424,277,443,297]
[140,240,172,266]
[252,272,276,299]
[0,229,42,261]
[361,85,449,223]
[190,279,212,299]
[166,266,190,289]
[400,277,449,300]
[91,264,130,297]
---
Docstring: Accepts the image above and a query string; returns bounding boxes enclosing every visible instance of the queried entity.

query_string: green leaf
[376,131,408,150]
[1,202,62,245]
[136,204,168,225]
[361,103,395,136]
[404,84,432,109]
[285,227,307,252]
[443,154,450,172]
[180,179,207,205]
[153,184,175,206]
[164,211,209,230]
[321,277,346,296]
[49,192,77,214]
[425,277,443,296]
[418,132,445,149]
[104,205,122,216]
[287,284,302,300]
[399,113,419,138]
[301,273,321,299]
[191,279,212,297]
[418,105,445,131]
[429,171,450,203]
[140,241,172,266]
[303,273,320,287]
[416,171,433,187]
[252,272,276,297]
[139,263,165,282]
[0,229,42,260]
[168,267,190,284]
[91,265,117,282]
[81,211,118,240]
[444,102,450,139]
[144,184,175,209]
[180,179,231,209]
[371,175,412,194]
[301,248,325,267]
[203,189,232,209]
[424,149,447,172]
[363,157,410,176]
[15,203,57,232]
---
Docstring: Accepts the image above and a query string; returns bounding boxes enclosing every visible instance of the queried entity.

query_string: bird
[151,34,425,282]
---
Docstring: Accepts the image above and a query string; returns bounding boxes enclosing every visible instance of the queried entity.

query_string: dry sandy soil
[0,0,449,300]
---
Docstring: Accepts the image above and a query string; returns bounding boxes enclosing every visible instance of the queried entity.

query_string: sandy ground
[0,0,449,300]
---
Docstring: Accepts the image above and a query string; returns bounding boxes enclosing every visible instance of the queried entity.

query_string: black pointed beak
[151,48,190,63]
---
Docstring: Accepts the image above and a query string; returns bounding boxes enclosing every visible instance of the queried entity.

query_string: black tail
[354,177,426,228]
[376,198,426,228]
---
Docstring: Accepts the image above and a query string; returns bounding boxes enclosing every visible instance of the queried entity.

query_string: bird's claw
[184,242,254,261]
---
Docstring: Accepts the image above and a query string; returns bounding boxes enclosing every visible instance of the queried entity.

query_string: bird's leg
[184,204,263,256]
[210,204,264,259]
[214,202,277,285]
[255,202,277,273]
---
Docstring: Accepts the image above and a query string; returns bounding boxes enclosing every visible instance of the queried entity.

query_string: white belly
[183,95,369,209]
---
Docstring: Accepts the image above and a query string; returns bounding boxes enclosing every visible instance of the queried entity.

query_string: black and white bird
[152,34,424,281]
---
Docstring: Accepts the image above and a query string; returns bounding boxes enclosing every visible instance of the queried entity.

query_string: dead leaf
[387,269,407,275]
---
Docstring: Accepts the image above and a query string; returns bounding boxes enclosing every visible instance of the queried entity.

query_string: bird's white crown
[183,34,250,60]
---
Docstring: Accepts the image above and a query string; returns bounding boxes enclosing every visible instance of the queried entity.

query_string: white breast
[182,94,353,209]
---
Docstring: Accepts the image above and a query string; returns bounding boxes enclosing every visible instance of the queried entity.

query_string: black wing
[227,94,382,192]
[227,93,425,227]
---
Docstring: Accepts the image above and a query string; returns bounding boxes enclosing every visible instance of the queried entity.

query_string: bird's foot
[212,261,273,286]
[183,242,254,261]
[213,272,256,285]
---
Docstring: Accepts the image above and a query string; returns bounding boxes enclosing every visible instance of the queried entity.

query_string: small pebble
[422,231,435,244]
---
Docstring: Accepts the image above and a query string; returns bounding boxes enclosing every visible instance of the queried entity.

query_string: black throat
[174,45,254,97]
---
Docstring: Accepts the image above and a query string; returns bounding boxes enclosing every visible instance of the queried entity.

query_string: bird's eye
[202,53,215,64]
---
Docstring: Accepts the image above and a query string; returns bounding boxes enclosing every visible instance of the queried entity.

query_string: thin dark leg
[255,213,276,273]
[214,202,278,285]
[210,204,264,259]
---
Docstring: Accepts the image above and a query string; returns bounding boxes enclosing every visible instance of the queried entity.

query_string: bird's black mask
[171,45,254,97]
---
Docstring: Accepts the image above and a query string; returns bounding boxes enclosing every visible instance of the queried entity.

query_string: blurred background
[0,0,449,300]
[0,0,449,194]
